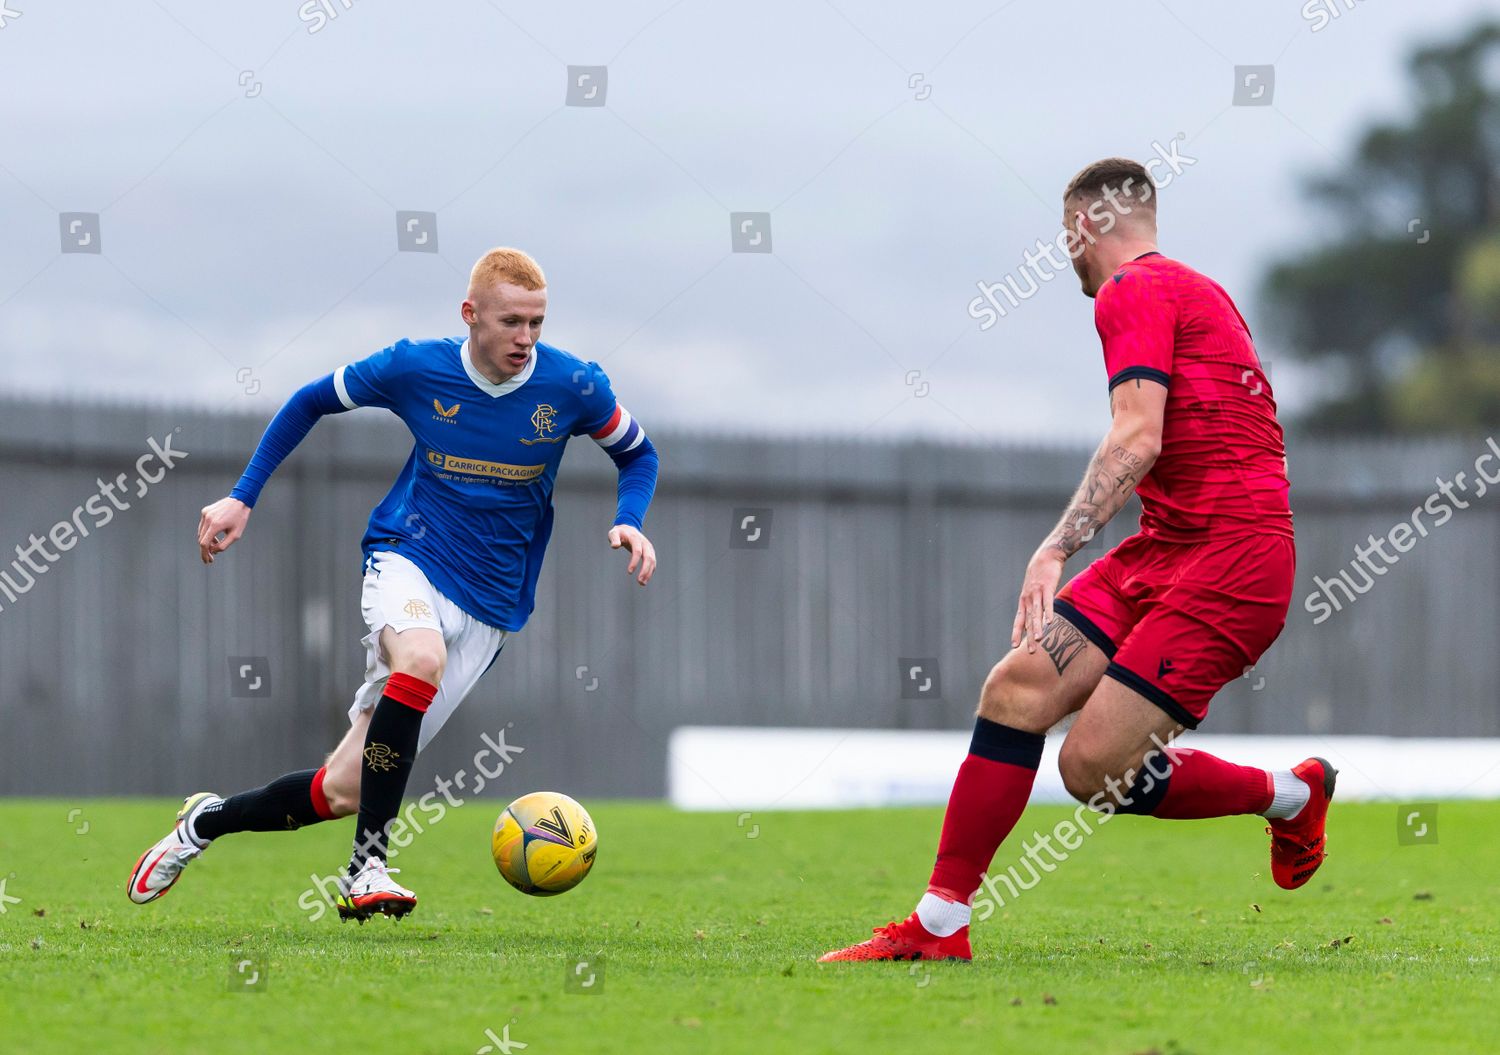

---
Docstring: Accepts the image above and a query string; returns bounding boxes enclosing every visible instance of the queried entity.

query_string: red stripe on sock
[1153,748,1273,819]
[309,765,336,820]
[928,754,1040,903]
[384,672,438,713]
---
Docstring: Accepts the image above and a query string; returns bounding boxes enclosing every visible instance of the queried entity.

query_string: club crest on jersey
[432,398,461,423]
[520,403,566,445]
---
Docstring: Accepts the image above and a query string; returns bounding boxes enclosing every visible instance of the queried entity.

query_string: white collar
[461,338,536,397]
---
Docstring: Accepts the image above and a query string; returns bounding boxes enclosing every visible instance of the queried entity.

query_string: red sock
[1151,748,1272,819]
[309,765,337,820]
[927,718,1045,903]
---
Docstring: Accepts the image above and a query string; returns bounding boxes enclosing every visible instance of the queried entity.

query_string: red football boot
[1267,756,1337,890]
[818,912,972,962]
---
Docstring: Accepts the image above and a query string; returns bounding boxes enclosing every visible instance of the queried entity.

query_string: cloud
[0,0,1478,436]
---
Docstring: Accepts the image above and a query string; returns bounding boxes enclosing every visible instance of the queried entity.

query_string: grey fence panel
[0,398,1496,798]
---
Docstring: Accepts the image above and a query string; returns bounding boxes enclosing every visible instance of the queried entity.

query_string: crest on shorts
[363,742,400,773]
[520,403,565,445]
[403,598,433,620]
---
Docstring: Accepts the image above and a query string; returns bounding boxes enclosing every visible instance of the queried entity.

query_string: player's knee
[391,645,445,686]
[976,655,1053,733]
[320,761,360,817]
[1057,737,1110,805]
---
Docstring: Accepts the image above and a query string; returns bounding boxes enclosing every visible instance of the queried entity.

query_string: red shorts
[1054,532,1295,728]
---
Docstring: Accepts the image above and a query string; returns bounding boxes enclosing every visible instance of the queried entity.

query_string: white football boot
[336,858,417,922]
[126,792,220,904]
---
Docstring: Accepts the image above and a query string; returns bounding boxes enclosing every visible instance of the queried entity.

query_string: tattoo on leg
[1039,617,1088,676]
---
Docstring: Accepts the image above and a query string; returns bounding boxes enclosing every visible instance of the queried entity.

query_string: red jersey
[1093,252,1293,543]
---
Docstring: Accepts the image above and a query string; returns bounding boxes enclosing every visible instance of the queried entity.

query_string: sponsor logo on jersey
[425,450,546,482]
[432,398,461,423]
[520,403,566,445]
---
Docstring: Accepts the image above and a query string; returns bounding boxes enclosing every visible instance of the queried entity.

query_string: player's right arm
[198,373,351,563]
[200,346,405,563]
[1011,267,1173,650]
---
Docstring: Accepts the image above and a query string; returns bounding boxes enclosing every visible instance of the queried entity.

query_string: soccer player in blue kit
[126,248,659,920]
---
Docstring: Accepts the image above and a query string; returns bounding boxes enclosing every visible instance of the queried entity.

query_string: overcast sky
[2,0,1493,443]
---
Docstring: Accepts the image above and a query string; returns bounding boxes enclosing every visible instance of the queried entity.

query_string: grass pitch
[1,798,1494,1053]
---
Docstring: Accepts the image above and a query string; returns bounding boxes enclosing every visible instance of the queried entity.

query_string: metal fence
[1,396,1496,798]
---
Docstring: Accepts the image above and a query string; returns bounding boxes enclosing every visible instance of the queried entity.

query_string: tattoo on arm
[1109,444,1143,491]
[1038,617,1088,676]
[1044,440,1152,559]
[1106,379,1142,415]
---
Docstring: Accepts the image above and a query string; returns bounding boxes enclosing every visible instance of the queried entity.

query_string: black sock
[192,768,333,842]
[1113,764,1173,816]
[349,675,433,874]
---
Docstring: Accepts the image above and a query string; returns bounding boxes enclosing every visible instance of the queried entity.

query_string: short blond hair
[469,247,546,297]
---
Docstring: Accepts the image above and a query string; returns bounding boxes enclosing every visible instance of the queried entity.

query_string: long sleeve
[608,437,659,529]
[228,373,351,508]
[571,361,659,529]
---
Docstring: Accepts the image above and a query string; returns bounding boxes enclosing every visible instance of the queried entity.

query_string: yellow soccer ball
[491,792,598,896]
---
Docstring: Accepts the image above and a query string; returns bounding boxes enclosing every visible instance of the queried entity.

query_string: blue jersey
[230,336,657,633]
[335,337,644,631]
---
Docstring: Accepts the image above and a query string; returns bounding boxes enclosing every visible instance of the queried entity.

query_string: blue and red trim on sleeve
[590,403,646,457]
[589,403,657,528]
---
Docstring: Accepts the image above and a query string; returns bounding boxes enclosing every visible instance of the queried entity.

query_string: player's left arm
[577,369,660,586]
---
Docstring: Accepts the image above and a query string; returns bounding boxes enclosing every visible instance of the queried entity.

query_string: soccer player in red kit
[821,158,1335,963]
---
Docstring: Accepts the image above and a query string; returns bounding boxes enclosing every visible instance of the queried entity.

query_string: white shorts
[350,550,509,753]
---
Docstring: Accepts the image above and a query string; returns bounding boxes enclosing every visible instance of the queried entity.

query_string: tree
[1261,21,1500,433]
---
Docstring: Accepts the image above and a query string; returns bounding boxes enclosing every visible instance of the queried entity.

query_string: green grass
[1,798,1494,1054]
